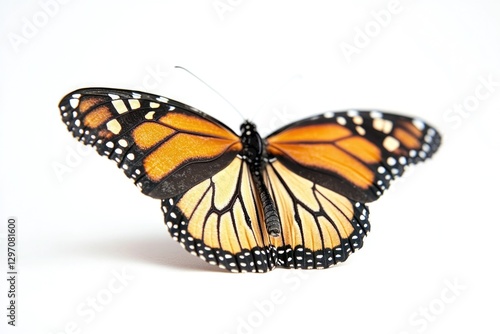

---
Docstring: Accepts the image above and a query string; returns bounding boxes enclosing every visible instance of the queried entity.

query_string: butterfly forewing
[266,110,441,203]
[59,88,242,199]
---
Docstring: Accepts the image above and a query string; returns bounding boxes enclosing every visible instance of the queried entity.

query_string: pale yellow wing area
[161,157,276,273]
[264,160,370,269]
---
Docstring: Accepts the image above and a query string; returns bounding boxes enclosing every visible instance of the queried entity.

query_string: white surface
[1,1,499,333]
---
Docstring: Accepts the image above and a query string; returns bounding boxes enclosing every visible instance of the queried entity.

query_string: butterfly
[59,87,441,273]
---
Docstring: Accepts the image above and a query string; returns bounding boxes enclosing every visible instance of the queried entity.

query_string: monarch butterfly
[59,87,440,273]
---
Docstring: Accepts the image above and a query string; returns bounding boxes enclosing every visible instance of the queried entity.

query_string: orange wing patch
[159,112,240,141]
[267,124,351,143]
[83,105,113,128]
[134,111,243,182]
[267,123,381,189]
[78,96,108,114]
[144,134,242,182]
[133,123,177,149]
[335,137,381,164]
[268,143,375,188]
[393,122,422,149]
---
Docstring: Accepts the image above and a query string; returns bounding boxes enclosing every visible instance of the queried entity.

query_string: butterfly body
[240,121,281,237]
[60,87,441,272]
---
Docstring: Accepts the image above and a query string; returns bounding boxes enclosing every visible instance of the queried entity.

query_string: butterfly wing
[59,88,242,199]
[266,110,441,203]
[264,160,369,269]
[262,110,441,268]
[161,156,275,273]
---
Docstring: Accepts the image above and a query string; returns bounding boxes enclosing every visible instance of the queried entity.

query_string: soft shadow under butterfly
[59,86,440,273]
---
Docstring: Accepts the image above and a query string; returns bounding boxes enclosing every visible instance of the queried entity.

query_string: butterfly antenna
[174,66,246,120]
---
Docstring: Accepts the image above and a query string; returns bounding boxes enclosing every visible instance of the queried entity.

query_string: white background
[1,0,499,333]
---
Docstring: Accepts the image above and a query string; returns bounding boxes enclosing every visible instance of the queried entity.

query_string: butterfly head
[240,120,257,133]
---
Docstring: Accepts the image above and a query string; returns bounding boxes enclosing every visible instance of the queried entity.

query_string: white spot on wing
[106,119,122,134]
[69,99,79,108]
[128,99,141,110]
[413,119,425,130]
[383,136,400,152]
[387,157,397,166]
[373,118,393,134]
[347,109,358,117]
[337,116,346,125]
[112,100,128,114]
[356,126,366,135]
[353,116,363,125]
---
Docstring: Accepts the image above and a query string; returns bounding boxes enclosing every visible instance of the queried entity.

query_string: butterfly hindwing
[59,88,242,199]
[161,157,275,273]
[266,110,441,203]
[264,160,369,269]
[160,154,371,271]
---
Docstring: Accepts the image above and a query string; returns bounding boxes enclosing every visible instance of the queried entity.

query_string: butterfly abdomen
[240,121,281,237]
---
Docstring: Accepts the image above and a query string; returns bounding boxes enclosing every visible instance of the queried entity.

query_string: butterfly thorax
[240,121,265,175]
[240,120,281,237]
